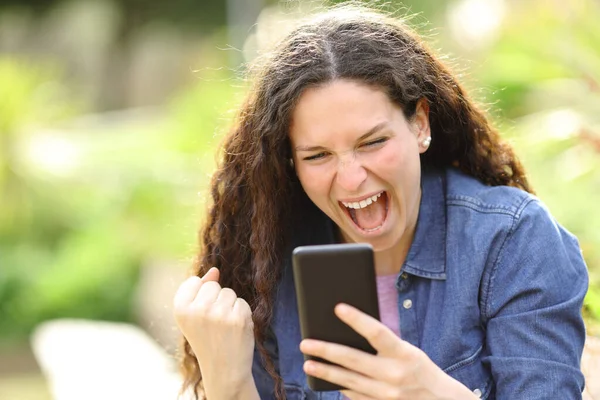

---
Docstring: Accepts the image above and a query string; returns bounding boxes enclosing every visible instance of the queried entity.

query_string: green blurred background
[0,0,599,398]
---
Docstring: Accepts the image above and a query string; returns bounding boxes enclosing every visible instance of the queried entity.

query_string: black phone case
[292,243,380,392]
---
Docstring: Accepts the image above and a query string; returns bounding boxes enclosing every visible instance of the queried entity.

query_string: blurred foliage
[0,0,226,33]
[470,0,600,321]
[0,56,243,341]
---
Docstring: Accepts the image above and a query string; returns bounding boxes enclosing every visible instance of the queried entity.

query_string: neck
[373,231,414,275]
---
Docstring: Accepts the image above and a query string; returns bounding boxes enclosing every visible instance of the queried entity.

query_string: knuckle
[188,302,215,322]
[236,298,253,315]
[344,372,361,389]
[193,297,213,313]
[185,275,202,285]
[388,368,404,384]
[201,280,221,291]
[344,347,361,364]
[369,325,388,343]
[220,287,236,297]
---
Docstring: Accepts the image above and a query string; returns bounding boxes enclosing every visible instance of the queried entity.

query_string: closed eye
[361,137,388,148]
[303,152,329,161]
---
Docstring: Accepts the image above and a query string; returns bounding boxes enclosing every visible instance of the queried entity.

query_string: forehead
[289,79,398,144]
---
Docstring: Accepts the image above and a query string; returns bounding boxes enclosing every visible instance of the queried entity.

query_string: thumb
[201,267,220,283]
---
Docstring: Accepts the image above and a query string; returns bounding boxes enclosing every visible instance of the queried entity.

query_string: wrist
[236,375,260,400]
[203,372,259,400]
[430,368,479,400]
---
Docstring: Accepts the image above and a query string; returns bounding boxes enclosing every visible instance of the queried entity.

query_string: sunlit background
[1,0,599,399]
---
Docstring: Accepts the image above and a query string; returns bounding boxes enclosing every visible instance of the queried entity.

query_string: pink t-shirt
[375,273,401,338]
[341,274,400,398]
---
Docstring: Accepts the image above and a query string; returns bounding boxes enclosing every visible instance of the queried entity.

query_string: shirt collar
[402,168,447,280]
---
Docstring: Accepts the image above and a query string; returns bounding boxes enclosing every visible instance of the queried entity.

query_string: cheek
[372,145,411,177]
[297,167,331,203]
[369,144,421,194]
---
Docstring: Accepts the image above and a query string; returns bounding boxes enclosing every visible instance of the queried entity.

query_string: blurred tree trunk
[227,0,264,68]
[99,0,147,111]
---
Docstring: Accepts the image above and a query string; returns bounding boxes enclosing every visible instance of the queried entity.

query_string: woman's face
[289,79,431,253]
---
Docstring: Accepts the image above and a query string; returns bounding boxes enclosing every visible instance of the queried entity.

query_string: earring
[289,158,295,168]
[421,137,432,147]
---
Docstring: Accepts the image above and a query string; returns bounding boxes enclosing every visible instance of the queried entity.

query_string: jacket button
[402,299,412,309]
[473,388,482,397]
[401,272,408,280]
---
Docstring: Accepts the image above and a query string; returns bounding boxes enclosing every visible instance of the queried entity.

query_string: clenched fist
[174,268,258,400]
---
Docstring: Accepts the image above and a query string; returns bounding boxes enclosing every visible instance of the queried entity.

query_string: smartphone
[292,243,380,392]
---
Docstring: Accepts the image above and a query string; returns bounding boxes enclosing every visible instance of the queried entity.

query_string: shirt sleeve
[480,198,588,399]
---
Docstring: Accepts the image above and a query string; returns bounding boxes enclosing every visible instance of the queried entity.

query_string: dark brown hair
[180,5,532,399]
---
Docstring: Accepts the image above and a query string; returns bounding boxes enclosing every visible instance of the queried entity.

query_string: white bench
[31,319,188,400]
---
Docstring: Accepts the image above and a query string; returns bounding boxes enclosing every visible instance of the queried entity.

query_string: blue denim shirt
[252,167,588,400]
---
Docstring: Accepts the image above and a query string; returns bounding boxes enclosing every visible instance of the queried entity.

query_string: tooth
[370,195,378,202]
[359,200,367,208]
[352,202,360,209]
[366,197,373,205]
[364,224,383,232]
[342,202,349,207]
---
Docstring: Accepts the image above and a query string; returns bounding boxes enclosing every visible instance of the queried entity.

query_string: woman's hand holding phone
[173,268,259,400]
[299,303,479,400]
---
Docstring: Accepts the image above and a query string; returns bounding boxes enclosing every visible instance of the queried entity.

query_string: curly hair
[179,5,532,399]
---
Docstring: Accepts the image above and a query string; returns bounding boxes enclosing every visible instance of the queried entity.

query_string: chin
[365,233,401,252]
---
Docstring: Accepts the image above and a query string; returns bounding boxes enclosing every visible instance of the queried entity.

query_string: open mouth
[339,191,389,233]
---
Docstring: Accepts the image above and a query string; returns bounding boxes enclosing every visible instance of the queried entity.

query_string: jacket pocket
[443,345,493,399]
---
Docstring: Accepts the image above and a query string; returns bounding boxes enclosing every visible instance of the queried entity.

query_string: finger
[173,276,203,310]
[193,280,222,305]
[214,287,238,309]
[335,303,402,354]
[303,360,387,397]
[173,267,220,310]
[232,297,253,320]
[300,339,381,379]
[201,267,220,282]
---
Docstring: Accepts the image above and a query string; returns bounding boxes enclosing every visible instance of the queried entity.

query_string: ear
[412,98,431,154]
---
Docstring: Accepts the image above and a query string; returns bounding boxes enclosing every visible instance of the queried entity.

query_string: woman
[173,5,588,400]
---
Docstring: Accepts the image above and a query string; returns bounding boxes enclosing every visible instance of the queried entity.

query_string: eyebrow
[294,122,388,152]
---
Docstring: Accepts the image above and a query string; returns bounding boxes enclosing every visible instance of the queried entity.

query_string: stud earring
[422,137,432,147]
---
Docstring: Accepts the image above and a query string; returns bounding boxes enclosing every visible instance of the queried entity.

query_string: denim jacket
[252,167,588,400]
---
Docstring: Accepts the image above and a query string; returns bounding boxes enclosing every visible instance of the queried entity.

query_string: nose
[335,153,367,193]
